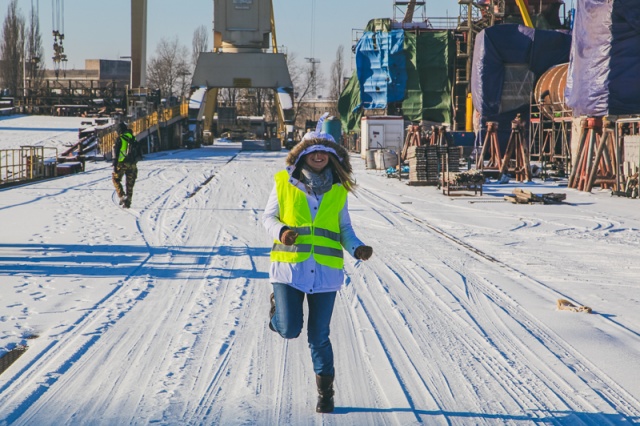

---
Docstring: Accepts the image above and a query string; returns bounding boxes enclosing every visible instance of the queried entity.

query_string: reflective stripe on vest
[270,169,347,268]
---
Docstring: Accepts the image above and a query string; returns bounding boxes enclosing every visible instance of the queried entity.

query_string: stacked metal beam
[407,146,439,185]
[444,146,460,173]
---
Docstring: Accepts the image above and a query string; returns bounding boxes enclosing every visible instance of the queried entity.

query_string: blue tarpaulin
[565,0,640,116]
[355,30,406,109]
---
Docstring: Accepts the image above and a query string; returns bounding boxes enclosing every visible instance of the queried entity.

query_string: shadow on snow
[0,243,269,280]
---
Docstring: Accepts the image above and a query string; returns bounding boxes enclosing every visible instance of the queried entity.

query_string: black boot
[315,374,335,413]
[268,292,276,332]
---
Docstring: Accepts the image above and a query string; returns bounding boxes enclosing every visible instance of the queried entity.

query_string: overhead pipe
[514,0,534,28]
[465,93,473,132]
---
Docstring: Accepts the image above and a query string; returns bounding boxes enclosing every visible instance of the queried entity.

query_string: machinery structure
[51,0,67,78]
[455,0,568,130]
[529,62,572,177]
[341,0,569,136]
[19,0,143,116]
[191,0,294,144]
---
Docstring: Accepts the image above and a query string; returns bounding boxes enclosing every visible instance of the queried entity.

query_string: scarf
[300,165,334,196]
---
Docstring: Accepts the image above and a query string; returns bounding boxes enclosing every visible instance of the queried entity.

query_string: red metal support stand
[499,114,532,182]
[568,116,617,192]
[477,121,502,172]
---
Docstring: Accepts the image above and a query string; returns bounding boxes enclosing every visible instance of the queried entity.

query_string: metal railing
[0,146,58,186]
[1,102,187,187]
[98,102,188,157]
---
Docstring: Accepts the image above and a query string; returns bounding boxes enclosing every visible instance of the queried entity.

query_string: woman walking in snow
[262,115,373,413]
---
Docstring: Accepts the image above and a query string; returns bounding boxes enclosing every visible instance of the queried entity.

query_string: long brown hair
[328,154,357,192]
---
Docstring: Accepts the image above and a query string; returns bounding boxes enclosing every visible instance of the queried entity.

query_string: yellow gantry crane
[191,0,294,144]
[270,0,287,139]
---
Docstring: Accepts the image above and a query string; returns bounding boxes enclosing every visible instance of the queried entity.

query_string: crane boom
[403,0,417,23]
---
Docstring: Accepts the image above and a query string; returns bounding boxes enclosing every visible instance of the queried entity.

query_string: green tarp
[401,32,423,122]
[416,31,454,125]
[338,71,362,133]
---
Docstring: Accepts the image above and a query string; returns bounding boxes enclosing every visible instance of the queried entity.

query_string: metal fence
[98,103,188,159]
[1,102,187,188]
[0,146,58,186]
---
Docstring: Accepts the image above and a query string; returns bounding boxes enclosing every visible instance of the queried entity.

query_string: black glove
[354,245,373,261]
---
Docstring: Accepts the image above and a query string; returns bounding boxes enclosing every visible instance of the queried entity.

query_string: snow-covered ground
[0,115,88,152]
[1,116,639,425]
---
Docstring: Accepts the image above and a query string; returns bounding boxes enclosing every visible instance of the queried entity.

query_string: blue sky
[18,0,460,94]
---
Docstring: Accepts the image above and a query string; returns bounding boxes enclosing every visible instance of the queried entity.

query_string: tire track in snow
[140,154,237,249]
[180,256,251,422]
[344,247,551,423]
[0,152,239,424]
[140,164,200,247]
[169,154,290,425]
[0,166,159,414]
[434,254,640,421]
[0,254,157,423]
[131,157,251,423]
[338,273,449,424]
[355,186,640,421]
[415,260,597,420]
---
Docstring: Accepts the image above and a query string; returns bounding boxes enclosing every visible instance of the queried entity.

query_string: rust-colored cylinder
[534,62,571,119]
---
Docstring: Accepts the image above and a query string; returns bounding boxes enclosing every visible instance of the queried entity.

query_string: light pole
[23,42,26,98]
[177,69,191,102]
[304,57,320,99]
[119,56,133,88]
[120,56,133,117]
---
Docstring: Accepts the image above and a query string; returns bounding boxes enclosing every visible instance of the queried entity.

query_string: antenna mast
[306,0,320,98]
[305,57,321,99]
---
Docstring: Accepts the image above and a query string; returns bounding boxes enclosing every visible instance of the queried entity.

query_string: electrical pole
[304,57,320,99]
[306,0,319,99]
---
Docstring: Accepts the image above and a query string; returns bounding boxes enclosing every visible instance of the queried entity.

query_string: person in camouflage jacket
[112,122,142,208]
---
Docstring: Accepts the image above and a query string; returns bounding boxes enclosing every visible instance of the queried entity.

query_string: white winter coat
[262,166,364,294]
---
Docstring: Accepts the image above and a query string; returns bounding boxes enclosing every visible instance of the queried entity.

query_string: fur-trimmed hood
[286,137,352,174]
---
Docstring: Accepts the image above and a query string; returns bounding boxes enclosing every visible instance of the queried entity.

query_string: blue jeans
[270,283,337,376]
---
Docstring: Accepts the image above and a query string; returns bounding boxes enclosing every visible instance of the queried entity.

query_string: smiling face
[303,151,330,173]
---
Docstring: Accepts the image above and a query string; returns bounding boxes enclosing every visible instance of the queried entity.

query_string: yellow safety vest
[117,132,134,163]
[271,170,347,269]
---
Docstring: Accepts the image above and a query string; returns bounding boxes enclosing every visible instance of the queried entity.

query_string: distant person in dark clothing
[112,122,141,208]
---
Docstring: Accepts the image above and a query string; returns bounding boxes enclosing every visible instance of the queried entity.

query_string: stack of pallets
[442,146,461,173]
[407,146,439,185]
